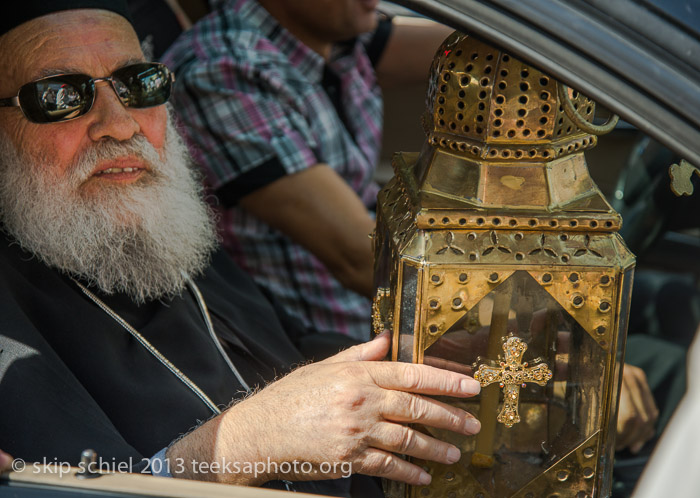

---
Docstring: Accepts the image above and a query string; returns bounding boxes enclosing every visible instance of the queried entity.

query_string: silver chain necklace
[73,277,296,492]
[72,276,252,415]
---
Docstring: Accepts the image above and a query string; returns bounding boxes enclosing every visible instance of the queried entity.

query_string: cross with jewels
[474,336,553,428]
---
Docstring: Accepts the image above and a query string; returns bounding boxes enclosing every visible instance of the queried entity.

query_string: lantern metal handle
[558,84,619,135]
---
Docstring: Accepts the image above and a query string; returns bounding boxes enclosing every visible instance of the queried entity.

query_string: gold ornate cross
[474,336,552,427]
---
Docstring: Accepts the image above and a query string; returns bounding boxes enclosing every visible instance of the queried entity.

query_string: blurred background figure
[160,0,451,341]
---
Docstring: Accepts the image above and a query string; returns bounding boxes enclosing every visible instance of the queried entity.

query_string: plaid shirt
[162,0,383,339]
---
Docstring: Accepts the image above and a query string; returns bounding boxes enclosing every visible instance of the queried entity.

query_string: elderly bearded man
[0,1,483,496]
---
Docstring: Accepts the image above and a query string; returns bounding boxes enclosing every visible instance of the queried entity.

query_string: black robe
[0,235,360,495]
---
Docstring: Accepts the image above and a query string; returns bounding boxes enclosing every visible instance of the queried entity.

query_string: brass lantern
[373,32,634,498]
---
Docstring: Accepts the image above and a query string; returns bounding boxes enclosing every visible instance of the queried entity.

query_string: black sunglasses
[0,62,175,124]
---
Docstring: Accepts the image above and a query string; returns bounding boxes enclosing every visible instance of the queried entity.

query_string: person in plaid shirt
[162,0,450,340]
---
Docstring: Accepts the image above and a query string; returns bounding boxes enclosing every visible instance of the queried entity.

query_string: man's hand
[168,331,481,486]
[0,450,13,473]
[616,363,659,454]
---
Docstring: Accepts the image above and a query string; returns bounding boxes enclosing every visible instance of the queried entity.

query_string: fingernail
[418,471,432,485]
[0,451,11,468]
[373,330,390,340]
[446,446,461,464]
[465,417,481,434]
[461,378,481,395]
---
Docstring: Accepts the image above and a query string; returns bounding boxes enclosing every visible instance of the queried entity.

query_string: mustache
[66,135,163,184]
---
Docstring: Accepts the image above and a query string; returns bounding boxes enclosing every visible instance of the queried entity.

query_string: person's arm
[616,363,659,454]
[165,48,378,298]
[166,332,481,486]
[239,165,375,298]
[374,16,454,89]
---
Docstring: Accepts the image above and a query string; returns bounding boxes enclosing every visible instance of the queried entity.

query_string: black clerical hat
[0,0,133,36]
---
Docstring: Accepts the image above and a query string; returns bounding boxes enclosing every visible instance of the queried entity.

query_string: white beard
[0,111,218,303]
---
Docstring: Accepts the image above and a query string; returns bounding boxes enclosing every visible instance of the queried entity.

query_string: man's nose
[86,80,140,142]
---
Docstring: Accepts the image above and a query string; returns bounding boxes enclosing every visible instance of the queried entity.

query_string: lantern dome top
[423,32,611,162]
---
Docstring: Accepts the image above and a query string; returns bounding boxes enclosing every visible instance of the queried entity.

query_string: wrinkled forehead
[0,10,144,93]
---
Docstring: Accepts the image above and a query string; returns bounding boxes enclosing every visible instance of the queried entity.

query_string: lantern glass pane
[398,263,419,362]
[422,270,607,496]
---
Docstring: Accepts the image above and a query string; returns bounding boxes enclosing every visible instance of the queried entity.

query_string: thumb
[321,330,391,364]
[0,450,13,472]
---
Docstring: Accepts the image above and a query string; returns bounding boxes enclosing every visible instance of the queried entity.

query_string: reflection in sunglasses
[39,81,84,113]
[0,62,174,124]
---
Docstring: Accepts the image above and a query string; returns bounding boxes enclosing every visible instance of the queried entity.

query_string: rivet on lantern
[430,273,444,286]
